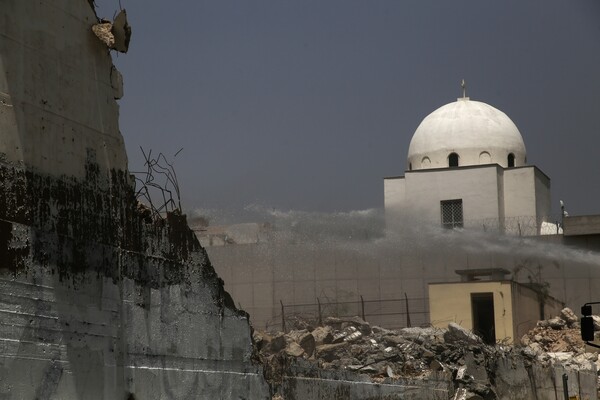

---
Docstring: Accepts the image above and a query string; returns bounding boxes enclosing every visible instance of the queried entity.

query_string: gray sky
[97,1,600,221]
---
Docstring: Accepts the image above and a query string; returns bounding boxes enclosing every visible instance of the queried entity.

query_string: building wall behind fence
[206,233,600,331]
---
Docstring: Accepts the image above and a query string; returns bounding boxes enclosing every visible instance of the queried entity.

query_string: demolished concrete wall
[256,315,598,400]
[0,1,270,398]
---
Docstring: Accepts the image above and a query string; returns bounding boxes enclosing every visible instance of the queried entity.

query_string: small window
[421,157,431,167]
[507,153,515,167]
[448,153,459,167]
[441,199,463,229]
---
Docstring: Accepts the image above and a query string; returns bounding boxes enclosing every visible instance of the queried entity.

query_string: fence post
[360,295,365,321]
[317,297,322,325]
[280,300,286,333]
[405,293,411,328]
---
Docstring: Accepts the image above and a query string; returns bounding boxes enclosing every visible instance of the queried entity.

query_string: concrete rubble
[255,309,599,399]
[92,9,132,53]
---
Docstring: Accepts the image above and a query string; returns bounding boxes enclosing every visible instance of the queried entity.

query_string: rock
[548,317,566,330]
[287,329,308,339]
[422,348,435,359]
[344,330,362,342]
[547,352,573,364]
[444,323,482,345]
[572,353,594,370]
[332,326,356,344]
[268,333,286,353]
[592,315,600,331]
[298,333,316,357]
[371,326,393,335]
[430,359,447,372]
[529,342,543,355]
[537,320,549,328]
[312,326,333,345]
[399,327,430,344]
[341,316,372,335]
[463,352,488,382]
[288,330,316,357]
[285,341,305,357]
[323,317,343,329]
[315,342,348,362]
[386,365,395,378]
[253,331,266,351]
[382,334,407,347]
[560,308,578,327]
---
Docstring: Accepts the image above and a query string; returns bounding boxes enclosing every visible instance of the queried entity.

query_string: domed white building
[385,93,551,234]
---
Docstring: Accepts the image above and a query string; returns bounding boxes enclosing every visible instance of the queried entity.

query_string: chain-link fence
[276,295,429,332]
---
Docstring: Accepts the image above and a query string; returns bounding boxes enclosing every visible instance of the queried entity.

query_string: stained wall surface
[205,229,600,332]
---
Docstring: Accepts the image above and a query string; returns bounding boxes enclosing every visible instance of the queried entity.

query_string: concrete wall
[504,167,537,220]
[0,158,271,399]
[276,357,597,400]
[512,283,564,341]
[0,0,128,178]
[534,168,551,221]
[564,215,600,236]
[205,227,600,333]
[383,177,405,227]
[0,2,271,398]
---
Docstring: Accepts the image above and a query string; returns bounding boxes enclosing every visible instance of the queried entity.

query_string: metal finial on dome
[461,79,466,98]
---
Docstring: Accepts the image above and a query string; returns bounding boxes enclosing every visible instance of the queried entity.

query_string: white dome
[407,98,526,170]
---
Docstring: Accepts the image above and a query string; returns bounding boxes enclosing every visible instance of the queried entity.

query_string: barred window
[441,199,463,229]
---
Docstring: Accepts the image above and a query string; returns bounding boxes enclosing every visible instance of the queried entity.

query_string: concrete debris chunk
[311,326,333,345]
[268,333,286,353]
[444,322,482,345]
[91,22,114,47]
[547,316,566,330]
[344,330,362,342]
[592,315,600,331]
[92,9,131,53]
[315,342,348,362]
[288,330,315,357]
[560,307,578,327]
[285,341,305,358]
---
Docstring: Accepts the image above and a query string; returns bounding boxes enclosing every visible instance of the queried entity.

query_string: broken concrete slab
[92,9,131,53]
[444,322,482,345]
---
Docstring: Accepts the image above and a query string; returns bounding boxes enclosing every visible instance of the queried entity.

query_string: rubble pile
[255,309,600,398]
[255,316,512,398]
[520,307,585,354]
[519,308,600,373]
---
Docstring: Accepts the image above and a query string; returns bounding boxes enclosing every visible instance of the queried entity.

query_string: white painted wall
[385,165,551,233]
[386,165,504,226]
